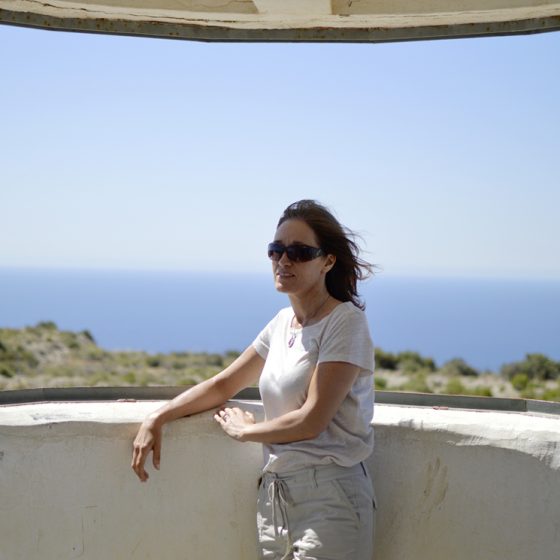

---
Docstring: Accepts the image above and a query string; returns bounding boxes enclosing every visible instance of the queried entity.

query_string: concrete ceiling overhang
[1,1,560,42]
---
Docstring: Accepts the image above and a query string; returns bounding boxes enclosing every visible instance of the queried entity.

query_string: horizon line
[1,264,559,283]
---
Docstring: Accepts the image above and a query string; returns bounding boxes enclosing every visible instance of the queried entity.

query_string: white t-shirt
[252,301,375,473]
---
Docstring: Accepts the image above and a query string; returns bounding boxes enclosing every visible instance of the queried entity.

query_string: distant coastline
[1,267,559,371]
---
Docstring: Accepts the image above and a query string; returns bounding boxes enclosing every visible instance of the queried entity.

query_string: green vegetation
[401,371,432,394]
[0,323,237,391]
[511,373,530,391]
[501,353,560,381]
[375,348,435,373]
[440,358,479,377]
[374,377,387,390]
[1,323,559,402]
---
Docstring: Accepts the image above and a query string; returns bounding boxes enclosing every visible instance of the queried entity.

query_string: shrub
[397,351,436,373]
[501,353,560,381]
[121,372,137,384]
[36,321,58,330]
[445,378,466,395]
[440,358,479,377]
[204,354,224,367]
[511,373,529,391]
[541,386,560,402]
[81,330,95,343]
[402,372,432,393]
[525,353,560,380]
[500,363,516,378]
[541,390,560,402]
[0,365,14,378]
[375,349,398,370]
[61,332,81,350]
[374,377,387,390]
[468,386,493,397]
[146,356,162,368]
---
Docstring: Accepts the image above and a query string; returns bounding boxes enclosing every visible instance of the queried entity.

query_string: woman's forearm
[147,377,231,427]
[236,407,325,444]
[147,346,264,427]
[214,407,328,443]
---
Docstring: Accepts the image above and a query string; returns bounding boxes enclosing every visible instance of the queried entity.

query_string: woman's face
[271,218,335,297]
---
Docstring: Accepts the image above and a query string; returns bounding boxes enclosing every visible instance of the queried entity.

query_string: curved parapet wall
[1,396,559,559]
[1,1,560,42]
[0,399,266,560]
[374,404,560,559]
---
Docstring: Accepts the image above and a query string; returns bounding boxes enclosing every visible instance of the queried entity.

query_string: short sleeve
[252,310,283,360]
[317,306,374,373]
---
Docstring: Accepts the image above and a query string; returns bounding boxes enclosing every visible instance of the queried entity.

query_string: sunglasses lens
[267,243,284,260]
[286,246,311,262]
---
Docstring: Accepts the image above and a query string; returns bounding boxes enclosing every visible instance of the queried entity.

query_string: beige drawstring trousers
[257,462,376,560]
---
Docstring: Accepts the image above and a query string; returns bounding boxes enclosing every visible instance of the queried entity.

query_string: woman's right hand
[129,347,264,481]
[131,418,162,482]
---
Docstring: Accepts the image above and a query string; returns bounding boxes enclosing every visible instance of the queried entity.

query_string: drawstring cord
[267,477,293,559]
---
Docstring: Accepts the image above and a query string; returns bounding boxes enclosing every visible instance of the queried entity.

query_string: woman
[132,199,376,560]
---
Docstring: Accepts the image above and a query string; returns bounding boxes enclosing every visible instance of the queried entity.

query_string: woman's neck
[289,289,335,328]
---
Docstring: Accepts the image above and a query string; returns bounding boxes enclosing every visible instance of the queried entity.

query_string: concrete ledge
[2,386,560,416]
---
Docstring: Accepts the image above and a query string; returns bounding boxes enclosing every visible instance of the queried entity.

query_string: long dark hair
[277,200,373,309]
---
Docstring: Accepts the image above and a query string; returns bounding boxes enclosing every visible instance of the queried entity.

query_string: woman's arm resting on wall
[131,346,264,481]
[215,361,361,444]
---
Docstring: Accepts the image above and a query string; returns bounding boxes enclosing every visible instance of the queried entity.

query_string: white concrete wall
[372,406,560,559]
[1,399,559,560]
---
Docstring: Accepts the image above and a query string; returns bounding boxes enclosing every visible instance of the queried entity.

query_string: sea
[0,267,559,372]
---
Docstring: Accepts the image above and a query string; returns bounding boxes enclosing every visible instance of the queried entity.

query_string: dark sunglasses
[267,242,325,263]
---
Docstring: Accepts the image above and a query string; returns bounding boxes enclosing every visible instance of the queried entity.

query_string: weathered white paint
[1,0,559,41]
[252,0,333,16]
[373,405,560,559]
[1,400,559,559]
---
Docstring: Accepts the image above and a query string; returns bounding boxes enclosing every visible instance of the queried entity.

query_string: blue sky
[1,24,559,279]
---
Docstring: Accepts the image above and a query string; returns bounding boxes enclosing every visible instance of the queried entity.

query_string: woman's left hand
[214,406,255,441]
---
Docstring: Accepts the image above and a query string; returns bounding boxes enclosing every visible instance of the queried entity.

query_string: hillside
[1,322,559,401]
[0,321,238,391]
